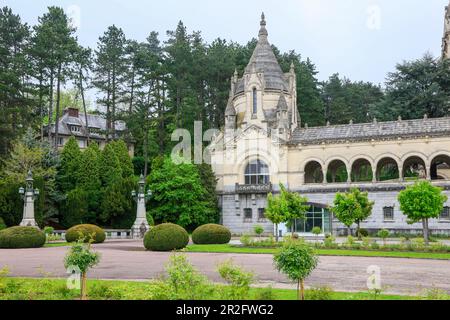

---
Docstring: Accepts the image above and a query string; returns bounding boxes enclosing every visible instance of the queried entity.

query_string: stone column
[426,164,432,181]
[347,166,352,183]
[131,175,151,239]
[372,166,377,183]
[399,165,404,182]
[323,167,328,184]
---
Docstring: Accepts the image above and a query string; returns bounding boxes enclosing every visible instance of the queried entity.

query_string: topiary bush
[192,224,231,245]
[0,226,46,249]
[65,224,106,244]
[144,223,189,251]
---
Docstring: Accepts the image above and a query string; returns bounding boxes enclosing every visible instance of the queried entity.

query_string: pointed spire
[258,12,268,40]
[277,90,288,111]
[290,61,295,73]
[225,97,236,116]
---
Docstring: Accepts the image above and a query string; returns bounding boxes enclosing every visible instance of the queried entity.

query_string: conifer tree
[57,136,81,193]
[99,143,122,187]
[0,7,34,157]
[111,140,134,178]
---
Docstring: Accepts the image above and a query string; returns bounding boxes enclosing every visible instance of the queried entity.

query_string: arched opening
[304,161,324,184]
[351,159,373,182]
[431,155,450,180]
[376,157,400,182]
[403,156,427,180]
[245,159,270,185]
[327,160,348,183]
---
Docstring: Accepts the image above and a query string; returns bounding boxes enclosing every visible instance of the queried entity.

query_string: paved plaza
[1,240,450,295]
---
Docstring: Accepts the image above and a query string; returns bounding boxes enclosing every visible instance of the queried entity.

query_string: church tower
[442,1,450,59]
[225,13,299,139]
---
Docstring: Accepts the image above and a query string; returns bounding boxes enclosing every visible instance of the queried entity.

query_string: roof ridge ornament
[258,12,268,39]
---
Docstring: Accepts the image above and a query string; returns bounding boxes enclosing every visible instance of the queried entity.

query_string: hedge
[65,224,106,244]
[0,226,46,249]
[192,224,231,245]
[144,223,189,251]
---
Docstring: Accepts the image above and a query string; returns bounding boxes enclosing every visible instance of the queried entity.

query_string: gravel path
[1,240,449,295]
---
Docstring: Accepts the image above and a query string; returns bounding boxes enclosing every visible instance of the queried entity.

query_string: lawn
[0,277,412,300]
[44,242,72,248]
[186,244,450,260]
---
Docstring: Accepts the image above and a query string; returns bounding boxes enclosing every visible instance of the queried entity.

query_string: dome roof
[241,13,288,92]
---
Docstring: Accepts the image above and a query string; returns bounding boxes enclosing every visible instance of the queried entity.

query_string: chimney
[65,107,79,118]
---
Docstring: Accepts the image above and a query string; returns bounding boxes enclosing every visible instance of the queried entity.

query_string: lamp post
[131,174,151,239]
[19,170,39,228]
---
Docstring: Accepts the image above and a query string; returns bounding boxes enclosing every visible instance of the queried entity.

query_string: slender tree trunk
[48,72,54,142]
[81,272,87,300]
[39,74,44,142]
[348,226,352,237]
[143,88,151,177]
[275,223,279,242]
[54,65,62,151]
[80,68,90,145]
[129,68,135,114]
[300,279,305,301]
[423,218,429,246]
[297,279,300,300]
[112,64,116,139]
[357,221,361,240]
[291,219,296,239]
[106,73,111,143]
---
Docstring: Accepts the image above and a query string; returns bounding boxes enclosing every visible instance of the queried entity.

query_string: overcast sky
[4,0,449,85]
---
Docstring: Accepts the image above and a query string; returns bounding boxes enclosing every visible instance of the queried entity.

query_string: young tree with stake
[273,239,318,300]
[64,236,100,300]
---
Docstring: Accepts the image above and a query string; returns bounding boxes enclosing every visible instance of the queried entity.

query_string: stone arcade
[209,12,450,236]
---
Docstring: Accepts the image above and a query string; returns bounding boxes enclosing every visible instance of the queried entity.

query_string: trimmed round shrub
[144,223,189,251]
[0,226,46,249]
[192,224,231,245]
[65,224,106,244]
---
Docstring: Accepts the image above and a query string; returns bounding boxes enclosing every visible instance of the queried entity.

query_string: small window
[244,208,253,223]
[258,208,266,222]
[252,88,257,114]
[383,207,394,221]
[58,137,64,146]
[70,125,81,133]
[440,207,450,220]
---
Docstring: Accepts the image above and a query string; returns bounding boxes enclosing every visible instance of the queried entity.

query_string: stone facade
[209,13,450,236]
[443,1,450,60]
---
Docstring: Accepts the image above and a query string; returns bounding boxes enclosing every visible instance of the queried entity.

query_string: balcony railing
[235,183,272,194]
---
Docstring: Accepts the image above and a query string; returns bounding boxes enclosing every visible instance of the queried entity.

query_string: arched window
[245,159,269,185]
[252,88,257,114]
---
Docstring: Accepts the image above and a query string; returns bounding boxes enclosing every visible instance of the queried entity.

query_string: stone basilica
[209,8,450,236]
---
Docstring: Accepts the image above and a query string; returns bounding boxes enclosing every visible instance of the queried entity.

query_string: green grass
[44,242,72,248]
[186,244,450,260]
[0,277,412,300]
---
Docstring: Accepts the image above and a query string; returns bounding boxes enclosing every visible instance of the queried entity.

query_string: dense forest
[1,6,450,228]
